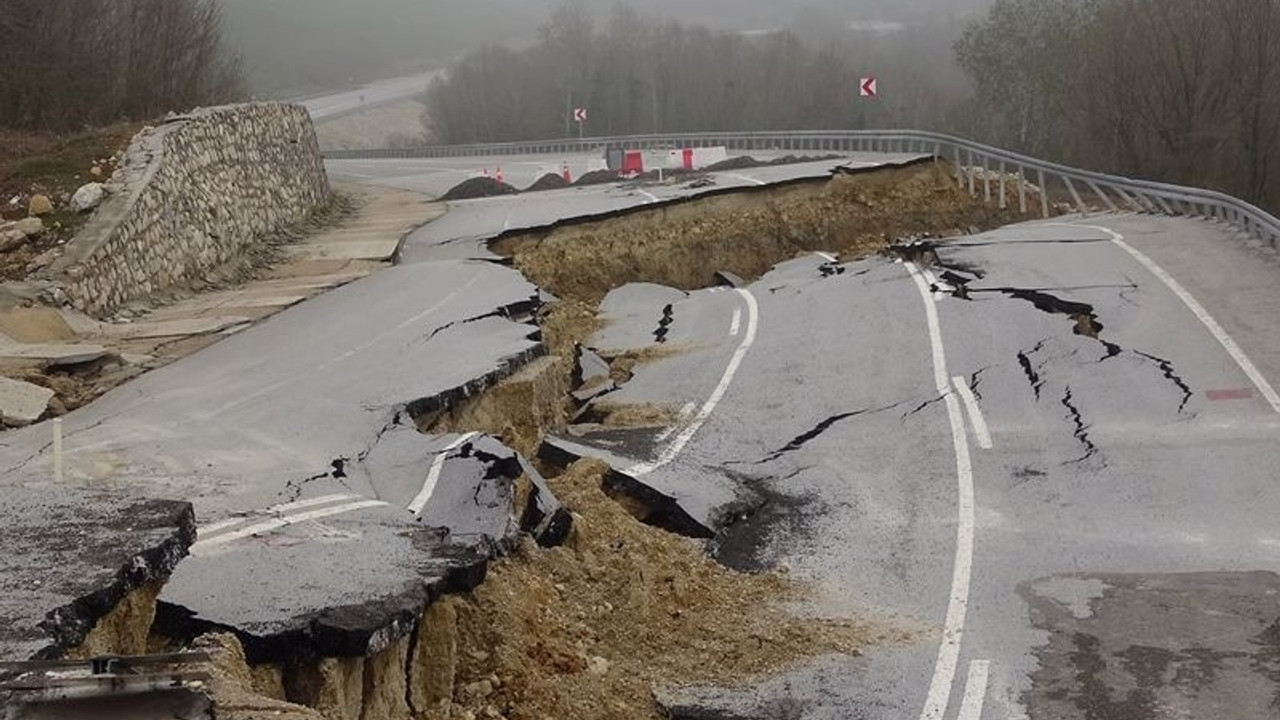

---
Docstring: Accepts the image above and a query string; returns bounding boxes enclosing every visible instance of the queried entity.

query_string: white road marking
[723,173,767,186]
[815,251,838,263]
[729,308,742,336]
[191,499,388,555]
[1051,222,1280,414]
[957,660,991,720]
[638,190,661,203]
[952,376,993,450]
[198,493,359,536]
[407,432,480,515]
[626,289,759,476]
[904,262,977,720]
[655,402,699,442]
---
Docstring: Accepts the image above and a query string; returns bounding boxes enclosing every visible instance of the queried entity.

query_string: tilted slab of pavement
[0,258,557,662]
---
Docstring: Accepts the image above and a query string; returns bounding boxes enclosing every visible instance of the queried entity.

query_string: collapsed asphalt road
[542,214,1280,719]
[0,153,925,668]
[7,141,1280,720]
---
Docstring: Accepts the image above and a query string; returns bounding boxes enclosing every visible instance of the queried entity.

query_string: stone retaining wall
[51,103,331,316]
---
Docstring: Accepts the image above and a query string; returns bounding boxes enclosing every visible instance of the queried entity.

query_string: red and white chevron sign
[860,77,878,98]
[573,107,588,122]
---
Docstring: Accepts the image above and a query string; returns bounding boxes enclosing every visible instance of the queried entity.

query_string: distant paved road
[300,71,440,122]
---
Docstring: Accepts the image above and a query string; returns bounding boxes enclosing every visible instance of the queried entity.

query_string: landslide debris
[494,161,1023,304]
[445,460,904,720]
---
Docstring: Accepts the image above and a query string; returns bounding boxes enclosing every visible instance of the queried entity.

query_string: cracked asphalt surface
[0,153,917,664]
[550,215,1280,718]
[5,141,1280,720]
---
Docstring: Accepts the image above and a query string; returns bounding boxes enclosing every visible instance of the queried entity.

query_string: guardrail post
[1019,165,1028,214]
[982,155,992,202]
[1087,181,1119,212]
[999,160,1007,210]
[967,149,977,196]
[1062,176,1086,214]
[953,146,963,188]
[1038,169,1050,218]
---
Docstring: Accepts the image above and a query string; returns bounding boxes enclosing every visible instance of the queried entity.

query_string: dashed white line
[904,262,977,720]
[198,493,359,536]
[957,660,991,720]
[638,190,661,203]
[729,308,742,336]
[626,289,759,476]
[408,431,480,515]
[815,251,838,263]
[952,376,993,450]
[192,499,388,555]
[1050,222,1280,414]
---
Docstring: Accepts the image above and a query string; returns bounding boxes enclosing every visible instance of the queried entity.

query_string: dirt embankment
[495,161,1022,304]
[0,123,139,281]
[446,460,901,720]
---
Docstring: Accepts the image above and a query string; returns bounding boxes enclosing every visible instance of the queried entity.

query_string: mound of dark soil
[527,173,571,192]
[442,176,520,201]
[573,170,622,187]
[703,156,763,172]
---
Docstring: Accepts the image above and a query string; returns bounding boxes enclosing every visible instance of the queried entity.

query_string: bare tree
[0,0,242,130]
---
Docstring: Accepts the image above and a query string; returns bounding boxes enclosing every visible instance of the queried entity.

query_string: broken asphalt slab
[0,378,54,427]
[0,487,194,662]
[158,432,570,664]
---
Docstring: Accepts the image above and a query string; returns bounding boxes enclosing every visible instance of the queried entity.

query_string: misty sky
[222,0,994,94]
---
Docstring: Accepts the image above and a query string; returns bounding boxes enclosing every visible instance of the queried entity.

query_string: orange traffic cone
[496,167,504,184]
[483,168,490,178]
[562,163,572,183]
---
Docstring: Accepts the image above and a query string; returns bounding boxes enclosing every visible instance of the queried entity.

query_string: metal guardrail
[324,130,1280,247]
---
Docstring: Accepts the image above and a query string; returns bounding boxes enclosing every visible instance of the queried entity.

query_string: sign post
[860,77,878,99]
[573,107,587,140]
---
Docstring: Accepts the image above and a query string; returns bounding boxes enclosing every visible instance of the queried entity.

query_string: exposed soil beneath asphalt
[494,161,1025,304]
[445,460,905,720]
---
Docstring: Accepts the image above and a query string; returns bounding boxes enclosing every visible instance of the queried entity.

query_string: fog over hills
[221,0,994,95]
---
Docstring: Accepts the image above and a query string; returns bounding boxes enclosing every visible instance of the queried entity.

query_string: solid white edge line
[724,172,767,186]
[198,493,359,538]
[905,262,976,720]
[729,308,743,336]
[952,377,994,450]
[408,431,481,515]
[1050,222,1280,414]
[655,402,699,443]
[957,660,991,720]
[626,289,759,476]
[815,251,838,263]
[192,499,388,554]
[639,190,661,203]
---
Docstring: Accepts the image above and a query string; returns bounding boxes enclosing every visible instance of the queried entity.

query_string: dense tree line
[0,0,242,131]
[958,0,1279,210]
[424,4,969,145]
[428,0,1278,212]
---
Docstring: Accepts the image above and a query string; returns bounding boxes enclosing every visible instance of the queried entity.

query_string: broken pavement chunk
[714,270,745,288]
[0,377,54,426]
[538,435,714,539]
